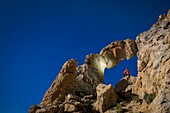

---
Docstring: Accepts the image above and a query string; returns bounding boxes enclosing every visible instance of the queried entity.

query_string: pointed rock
[39,59,78,107]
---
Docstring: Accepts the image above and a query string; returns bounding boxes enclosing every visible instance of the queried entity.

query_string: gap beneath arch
[104,56,138,87]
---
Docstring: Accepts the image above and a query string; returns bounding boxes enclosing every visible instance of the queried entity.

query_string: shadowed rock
[115,76,136,94]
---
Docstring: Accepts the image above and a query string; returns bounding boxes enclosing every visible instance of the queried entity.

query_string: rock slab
[94,84,118,113]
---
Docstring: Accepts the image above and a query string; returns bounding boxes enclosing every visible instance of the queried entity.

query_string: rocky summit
[29,10,170,113]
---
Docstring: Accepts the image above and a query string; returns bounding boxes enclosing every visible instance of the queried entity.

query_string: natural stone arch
[104,56,138,86]
[39,39,137,106]
[30,10,170,113]
[76,39,137,95]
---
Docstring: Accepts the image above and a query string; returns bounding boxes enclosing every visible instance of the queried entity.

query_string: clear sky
[0,0,169,113]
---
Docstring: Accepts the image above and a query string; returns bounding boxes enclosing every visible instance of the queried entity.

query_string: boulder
[115,76,136,94]
[64,104,77,112]
[94,84,118,113]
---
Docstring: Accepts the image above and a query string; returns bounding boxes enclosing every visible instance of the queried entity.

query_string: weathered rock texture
[39,59,78,107]
[115,75,136,94]
[29,38,137,113]
[76,39,137,95]
[94,84,118,113]
[100,38,137,68]
[132,10,170,112]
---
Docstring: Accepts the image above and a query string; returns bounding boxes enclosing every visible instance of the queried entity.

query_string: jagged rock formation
[39,59,78,107]
[76,39,137,95]
[131,10,170,112]
[29,40,137,113]
[29,10,170,113]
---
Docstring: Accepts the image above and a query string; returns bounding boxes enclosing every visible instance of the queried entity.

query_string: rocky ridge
[29,10,170,113]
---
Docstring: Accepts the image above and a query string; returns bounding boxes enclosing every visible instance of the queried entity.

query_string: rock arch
[30,10,170,113]
[39,39,137,107]
[76,39,137,95]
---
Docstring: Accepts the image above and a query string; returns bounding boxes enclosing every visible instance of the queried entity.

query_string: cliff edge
[132,9,170,112]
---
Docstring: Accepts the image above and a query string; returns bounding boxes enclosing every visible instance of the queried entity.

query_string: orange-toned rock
[133,10,170,113]
[39,59,78,107]
[100,39,137,68]
[94,84,118,113]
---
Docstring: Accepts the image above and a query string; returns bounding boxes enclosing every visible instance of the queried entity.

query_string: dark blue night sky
[0,0,169,113]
